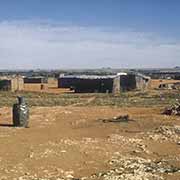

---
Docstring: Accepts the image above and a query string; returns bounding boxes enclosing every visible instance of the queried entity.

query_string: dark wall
[58,77,78,88]
[74,78,113,93]
[58,77,113,93]
[120,75,136,91]
[59,75,138,93]
[175,75,180,80]
[0,80,11,91]
[24,78,48,84]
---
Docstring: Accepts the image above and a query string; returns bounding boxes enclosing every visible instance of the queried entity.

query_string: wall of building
[74,78,113,93]
[24,83,48,91]
[113,76,120,95]
[135,76,150,91]
[48,78,58,88]
[0,80,11,91]
[0,76,24,92]
[11,77,24,92]
[120,74,136,91]
[58,77,78,88]
[24,77,48,84]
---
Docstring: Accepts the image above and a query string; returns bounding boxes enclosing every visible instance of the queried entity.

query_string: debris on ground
[101,115,134,123]
[88,154,180,180]
[147,125,180,142]
[163,102,180,116]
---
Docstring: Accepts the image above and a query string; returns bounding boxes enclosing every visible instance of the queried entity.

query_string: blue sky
[0,0,180,69]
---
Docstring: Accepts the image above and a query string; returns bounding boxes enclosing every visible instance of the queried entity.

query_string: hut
[23,77,48,91]
[0,76,24,92]
[24,77,48,84]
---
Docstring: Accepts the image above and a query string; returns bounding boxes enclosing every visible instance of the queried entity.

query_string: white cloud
[0,20,179,69]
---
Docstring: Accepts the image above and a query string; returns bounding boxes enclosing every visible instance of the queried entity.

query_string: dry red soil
[0,106,179,180]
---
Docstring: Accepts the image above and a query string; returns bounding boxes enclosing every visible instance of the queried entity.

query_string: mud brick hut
[58,73,150,93]
[24,77,48,91]
[0,76,24,92]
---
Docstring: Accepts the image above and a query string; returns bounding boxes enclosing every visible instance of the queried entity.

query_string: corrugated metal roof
[59,73,150,80]
[59,75,116,79]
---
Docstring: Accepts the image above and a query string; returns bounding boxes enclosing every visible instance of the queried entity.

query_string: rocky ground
[0,106,179,180]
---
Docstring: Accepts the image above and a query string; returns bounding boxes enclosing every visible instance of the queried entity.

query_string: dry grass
[0,89,179,108]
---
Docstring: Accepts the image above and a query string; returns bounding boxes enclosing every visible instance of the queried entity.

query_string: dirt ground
[0,105,179,180]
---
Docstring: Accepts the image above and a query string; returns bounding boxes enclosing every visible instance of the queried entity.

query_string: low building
[24,77,48,84]
[0,76,24,92]
[58,73,151,93]
[58,75,114,93]
[23,77,48,91]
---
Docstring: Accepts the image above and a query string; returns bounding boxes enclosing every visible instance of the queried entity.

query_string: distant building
[58,73,151,93]
[58,76,79,89]
[58,75,114,93]
[23,76,48,91]
[0,80,11,91]
[24,77,48,84]
[0,76,24,92]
